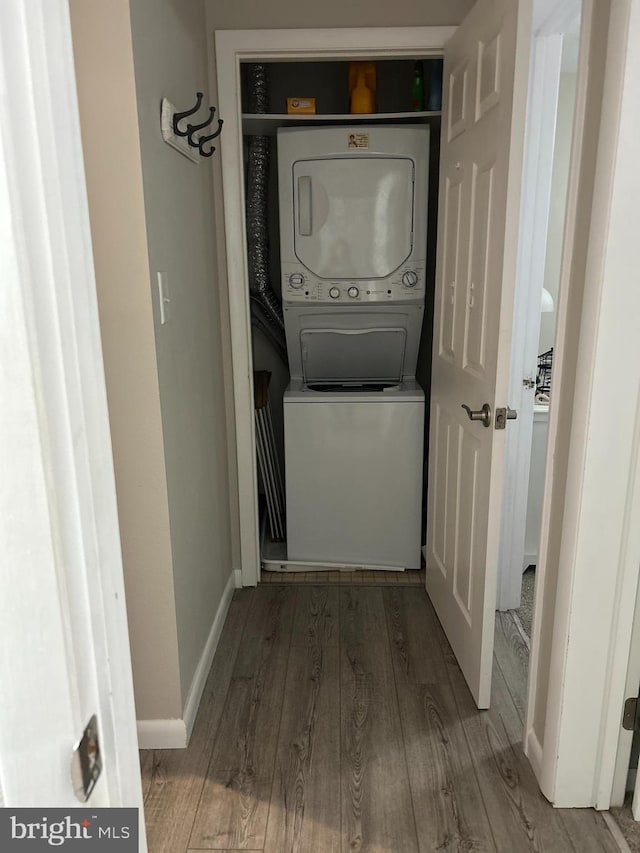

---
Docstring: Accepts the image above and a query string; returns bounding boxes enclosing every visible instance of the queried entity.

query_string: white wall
[539,70,578,354]
[128,0,234,705]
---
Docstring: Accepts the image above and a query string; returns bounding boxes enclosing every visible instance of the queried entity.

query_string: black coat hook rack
[161,92,223,162]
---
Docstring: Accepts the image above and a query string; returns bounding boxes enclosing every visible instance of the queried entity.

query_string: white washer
[284,378,424,569]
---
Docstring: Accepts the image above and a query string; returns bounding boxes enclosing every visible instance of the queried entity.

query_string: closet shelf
[242,111,441,135]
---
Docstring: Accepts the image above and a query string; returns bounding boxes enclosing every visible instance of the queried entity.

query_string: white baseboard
[262,559,404,572]
[234,568,242,588]
[524,725,544,782]
[182,569,236,741]
[137,568,236,750]
[136,718,188,750]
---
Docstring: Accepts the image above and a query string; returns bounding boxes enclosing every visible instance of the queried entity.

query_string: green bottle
[411,62,424,111]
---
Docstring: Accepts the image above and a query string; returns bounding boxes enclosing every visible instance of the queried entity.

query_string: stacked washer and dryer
[276,125,430,571]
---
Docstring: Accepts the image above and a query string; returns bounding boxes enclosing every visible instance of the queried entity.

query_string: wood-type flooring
[140,585,622,852]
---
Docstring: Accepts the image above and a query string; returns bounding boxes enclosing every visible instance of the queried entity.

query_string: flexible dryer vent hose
[245,64,285,336]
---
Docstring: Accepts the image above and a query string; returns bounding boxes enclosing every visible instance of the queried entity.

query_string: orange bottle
[348,61,377,114]
[350,70,374,114]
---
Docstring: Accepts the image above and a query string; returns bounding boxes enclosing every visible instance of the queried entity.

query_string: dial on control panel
[402,270,418,287]
[329,286,341,299]
[348,286,359,298]
[288,273,305,289]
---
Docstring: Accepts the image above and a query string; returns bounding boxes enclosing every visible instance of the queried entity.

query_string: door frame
[603,0,640,812]
[0,0,145,825]
[497,0,580,611]
[215,26,455,588]
[524,0,640,808]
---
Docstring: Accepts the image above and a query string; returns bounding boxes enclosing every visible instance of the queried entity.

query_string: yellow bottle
[350,69,375,114]
[349,61,376,114]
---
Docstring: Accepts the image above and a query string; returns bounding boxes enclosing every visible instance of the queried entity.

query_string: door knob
[461,403,491,428]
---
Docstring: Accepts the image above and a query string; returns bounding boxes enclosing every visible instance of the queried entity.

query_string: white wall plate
[161,98,200,164]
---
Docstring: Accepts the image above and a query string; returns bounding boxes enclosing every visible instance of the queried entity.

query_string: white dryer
[277,125,429,381]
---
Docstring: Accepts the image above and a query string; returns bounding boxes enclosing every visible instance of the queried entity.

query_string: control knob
[329,286,341,299]
[402,270,419,287]
[348,286,359,298]
[288,273,305,289]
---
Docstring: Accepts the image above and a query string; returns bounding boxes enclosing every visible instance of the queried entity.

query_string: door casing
[0,0,145,824]
[215,26,455,590]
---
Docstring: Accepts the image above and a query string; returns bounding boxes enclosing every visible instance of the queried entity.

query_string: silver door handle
[461,403,492,428]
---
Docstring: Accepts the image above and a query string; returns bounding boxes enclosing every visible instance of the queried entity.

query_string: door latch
[495,407,518,430]
[523,377,535,389]
[623,697,640,731]
[70,714,102,802]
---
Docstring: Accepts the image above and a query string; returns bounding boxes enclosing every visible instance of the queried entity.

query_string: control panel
[281,261,426,304]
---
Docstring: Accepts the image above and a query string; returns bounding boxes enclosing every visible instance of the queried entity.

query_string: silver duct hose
[251,297,288,364]
[246,62,269,113]
[246,64,285,338]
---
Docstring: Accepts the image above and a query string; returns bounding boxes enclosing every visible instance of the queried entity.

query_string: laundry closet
[240,59,443,573]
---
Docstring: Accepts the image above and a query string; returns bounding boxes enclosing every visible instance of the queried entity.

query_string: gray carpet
[517,567,536,639]
[611,800,640,851]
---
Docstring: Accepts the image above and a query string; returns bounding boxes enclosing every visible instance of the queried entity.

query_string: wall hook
[173,92,204,137]
[162,94,224,162]
[187,107,216,135]
[198,119,224,157]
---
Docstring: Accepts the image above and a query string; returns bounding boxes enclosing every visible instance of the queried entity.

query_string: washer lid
[285,377,425,403]
[301,327,406,383]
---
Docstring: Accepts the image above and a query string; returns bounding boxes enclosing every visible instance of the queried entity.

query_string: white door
[426,0,531,708]
[0,0,145,830]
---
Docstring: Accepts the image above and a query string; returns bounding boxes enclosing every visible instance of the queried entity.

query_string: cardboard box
[286,98,317,114]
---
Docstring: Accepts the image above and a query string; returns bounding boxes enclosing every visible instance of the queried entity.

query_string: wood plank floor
[141,585,622,853]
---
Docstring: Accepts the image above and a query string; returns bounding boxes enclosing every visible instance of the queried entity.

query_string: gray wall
[206,0,474,29]
[71,0,234,722]
[129,0,234,705]
[70,0,183,721]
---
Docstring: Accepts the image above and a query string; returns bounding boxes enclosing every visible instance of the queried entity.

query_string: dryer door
[293,157,414,279]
